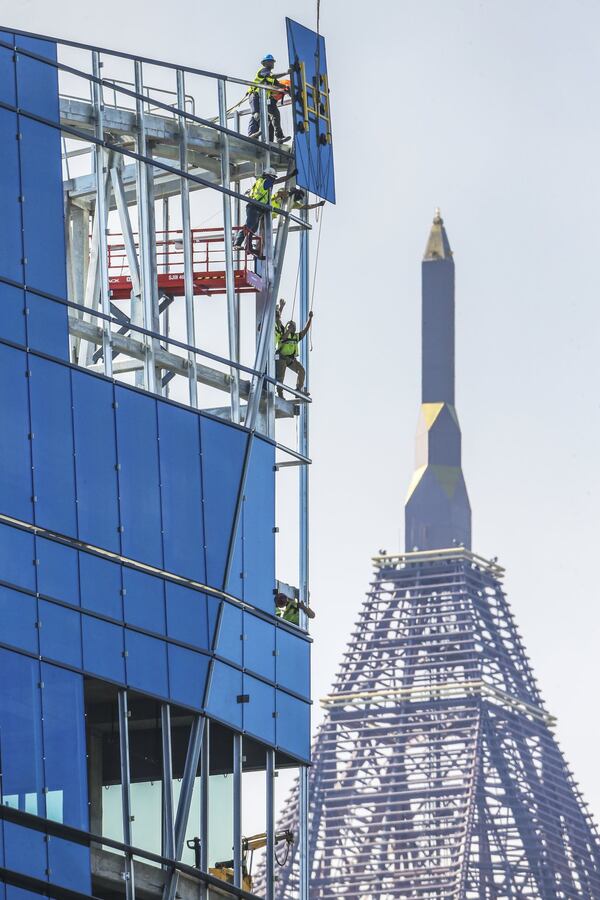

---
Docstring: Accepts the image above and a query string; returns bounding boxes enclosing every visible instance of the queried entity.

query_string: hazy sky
[3,0,600,821]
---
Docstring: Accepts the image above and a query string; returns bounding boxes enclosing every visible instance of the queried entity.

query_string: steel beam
[118,690,135,900]
[265,750,275,900]
[219,79,240,424]
[161,704,175,862]
[91,52,112,378]
[233,734,242,888]
[176,69,198,408]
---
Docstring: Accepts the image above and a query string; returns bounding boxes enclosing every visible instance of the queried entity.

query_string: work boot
[276,134,291,144]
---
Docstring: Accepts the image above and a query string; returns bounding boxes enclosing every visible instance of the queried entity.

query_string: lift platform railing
[107,228,264,298]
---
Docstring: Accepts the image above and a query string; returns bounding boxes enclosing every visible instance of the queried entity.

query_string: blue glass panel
[167,644,209,709]
[0,346,32,523]
[79,552,122,620]
[0,109,22,284]
[0,524,35,592]
[47,838,90,893]
[200,416,248,590]
[215,602,242,665]
[276,629,310,699]
[36,537,79,605]
[0,31,16,105]
[205,661,242,730]
[25,293,68,361]
[16,37,59,120]
[276,690,310,761]
[241,438,275,613]
[19,118,66,298]
[207,594,220,649]
[165,582,209,650]
[125,630,168,698]
[0,649,44,816]
[6,888,41,900]
[38,601,82,669]
[115,388,162,568]
[28,356,76,536]
[243,613,275,682]
[41,664,87,828]
[0,283,25,345]
[286,19,336,203]
[243,675,275,745]
[0,585,37,653]
[2,823,46,880]
[81,615,125,684]
[225,521,243,602]
[72,371,120,552]
[123,567,165,634]
[157,402,204,581]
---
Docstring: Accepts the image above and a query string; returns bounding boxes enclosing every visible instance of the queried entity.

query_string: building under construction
[0,20,333,900]
[272,214,600,898]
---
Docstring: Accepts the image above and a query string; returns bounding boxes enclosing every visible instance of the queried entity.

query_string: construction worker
[234,166,295,253]
[273,187,326,212]
[275,593,316,625]
[275,298,286,349]
[247,54,290,144]
[276,311,313,398]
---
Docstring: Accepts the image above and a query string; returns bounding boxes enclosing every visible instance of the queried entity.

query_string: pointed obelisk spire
[404,210,472,550]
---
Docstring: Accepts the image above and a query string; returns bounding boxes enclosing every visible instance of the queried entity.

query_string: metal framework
[271,549,600,898]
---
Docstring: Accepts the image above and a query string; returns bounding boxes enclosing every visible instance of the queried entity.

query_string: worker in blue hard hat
[247,54,290,144]
[234,165,296,255]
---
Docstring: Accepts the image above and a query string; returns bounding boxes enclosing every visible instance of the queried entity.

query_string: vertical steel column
[233,111,242,364]
[118,690,135,900]
[134,60,157,394]
[162,197,170,398]
[218,79,240,424]
[161,704,175,862]
[265,750,275,900]
[200,719,209,884]
[176,69,198,408]
[298,208,310,900]
[233,734,243,888]
[91,51,112,378]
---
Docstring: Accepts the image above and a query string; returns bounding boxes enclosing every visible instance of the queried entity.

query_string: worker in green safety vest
[275,592,316,625]
[276,306,313,398]
[247,54,290,144]
[234,166,296,254]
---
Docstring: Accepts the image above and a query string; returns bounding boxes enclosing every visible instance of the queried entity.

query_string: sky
[3,0,600,823]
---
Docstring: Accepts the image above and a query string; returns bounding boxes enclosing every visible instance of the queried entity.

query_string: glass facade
[0,25,314,900]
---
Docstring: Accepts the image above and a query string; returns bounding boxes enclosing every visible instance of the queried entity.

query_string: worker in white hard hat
[234,166,296,254]
[247,54,290,144]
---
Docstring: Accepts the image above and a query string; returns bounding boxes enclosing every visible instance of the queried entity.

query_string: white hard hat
[263,166,277,178]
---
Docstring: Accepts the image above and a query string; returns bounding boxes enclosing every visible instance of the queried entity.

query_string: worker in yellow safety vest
[276,310,313,398]
[234,166,296,254]
[273,187,326,212]
[247,54,290,144]
[275,592,316,625]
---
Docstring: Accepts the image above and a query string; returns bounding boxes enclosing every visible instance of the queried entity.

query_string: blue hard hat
[262,54,275,63]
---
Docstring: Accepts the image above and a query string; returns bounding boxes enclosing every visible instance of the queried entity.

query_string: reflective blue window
[242,438,276,613]
[157,402,205,582]
[0,282,25,346]
[25,293,68,361]
[47,837,90,894]
[123,567,165,634]
[19,118,67,299]
[36,537,79,605]
[0,649,44,818]
[200,416,248,590]
[41,664,88,828]
[28,355,76,536]
[243,674,275,745]
[79,552,122,620]
[165,582,209,650]
[276,628,310,699]
[225,520,244,601]
[115,387,163,568]
[82,615,125,684]
[215,602,242,666]
[0,109,23,284]
[2,823,47,880]
[276,690,310,761]
[244,613,275,682]
[38,600,82,669]
[72,371,120,552]
[0,31,16,106]
[205,661,242,730]
[125,630,169,699]
[16,37,60,120]
[0,524,35,593]
[167,644,209,710]
[0,585,37,654]
[0,346,32,523]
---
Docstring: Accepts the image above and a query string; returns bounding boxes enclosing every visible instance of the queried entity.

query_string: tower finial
[434,207,442,224]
